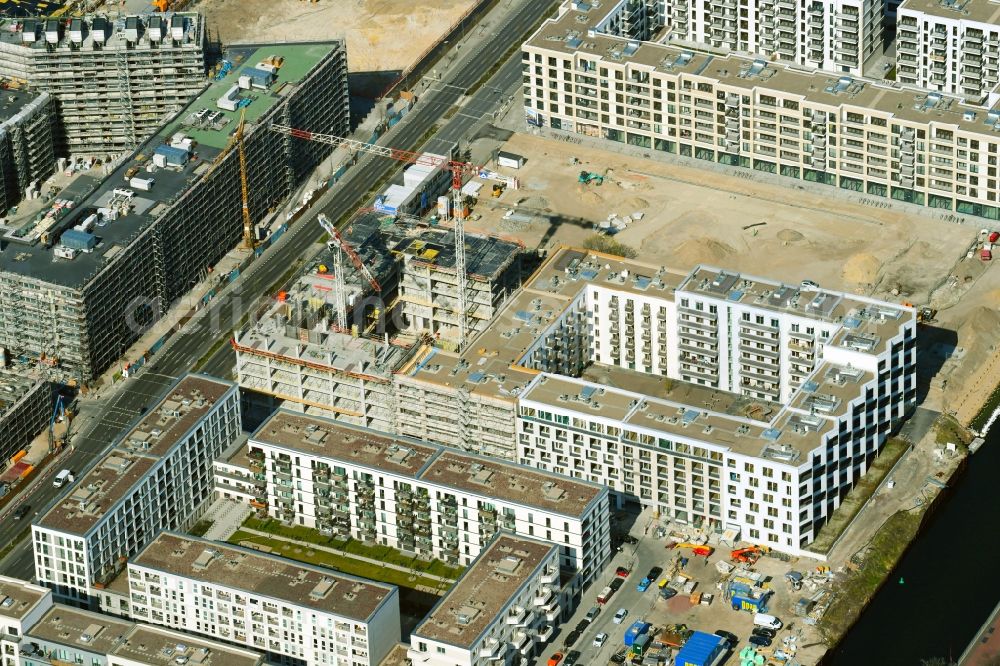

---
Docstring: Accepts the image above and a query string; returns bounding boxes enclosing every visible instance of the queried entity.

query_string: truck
[982,247,993,261]
[596,586,613,605]
[624,621,651,647]
[731,594,768,613]
[53,469,74,488]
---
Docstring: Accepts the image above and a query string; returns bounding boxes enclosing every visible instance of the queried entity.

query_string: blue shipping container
[675,631,724,666]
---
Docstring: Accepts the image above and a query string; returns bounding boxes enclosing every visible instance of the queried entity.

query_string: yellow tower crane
[204,108,256,249]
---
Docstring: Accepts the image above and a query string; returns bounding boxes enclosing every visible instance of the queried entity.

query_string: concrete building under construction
[0,369,51,465]
[0,13,207,155]
[0,41,349,381]
[0,87,57,213]
[233,210,523,446]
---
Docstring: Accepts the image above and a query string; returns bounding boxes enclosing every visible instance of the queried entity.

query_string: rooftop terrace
[898,0,1000,23]
[0,576,49,622]
[527,1,1000,130]
[37,375,234,534]
[412,534,556,649]
[111,624,264,666]
[25,605,133,655]
[252,411,605,517]
[132,533,395,622]
[0,41,338,288]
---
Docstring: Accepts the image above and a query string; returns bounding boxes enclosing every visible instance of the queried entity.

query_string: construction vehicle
[903,302,938,324]
[731,546,764,564]
[491,183,504,198]
[579,170,603,185]
[270,123,480,349]
[668,542,714,557]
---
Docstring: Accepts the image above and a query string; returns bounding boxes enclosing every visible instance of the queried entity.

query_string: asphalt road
[0,0,554,580]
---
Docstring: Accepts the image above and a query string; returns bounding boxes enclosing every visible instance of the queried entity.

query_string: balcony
[478,638,505,660]
[506,606,531,625]
[540,568,559,585]
[533,587,554,606]
[536,625,555,642]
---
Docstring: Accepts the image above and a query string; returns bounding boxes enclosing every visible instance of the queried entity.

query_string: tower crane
[270,123,475,348]
[317,213,381,332]
[205,108,256,249]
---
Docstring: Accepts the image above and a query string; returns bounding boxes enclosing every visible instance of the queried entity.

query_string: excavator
[667,542,714,557]
[151,0,190,11]
[731,546,765,565]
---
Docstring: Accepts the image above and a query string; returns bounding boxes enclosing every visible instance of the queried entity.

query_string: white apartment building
[0,577,53,666]
[407,534,563,666]
[219,411,611,588]
[664,0,882,74]
[17,603,265,666]
[896,0,1000,101]
[511,248,915,556]
[127,532,399,666]
[31,375,240,603]
[524,0,1000,221]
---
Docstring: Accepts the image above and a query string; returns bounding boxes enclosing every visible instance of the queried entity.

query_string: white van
[753,613,783,630]
[53,469,74,488]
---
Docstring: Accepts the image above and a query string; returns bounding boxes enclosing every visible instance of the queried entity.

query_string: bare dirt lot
[192,0,476,73]
[468,131,1000,420]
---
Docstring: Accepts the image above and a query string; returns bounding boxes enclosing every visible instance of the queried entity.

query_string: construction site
[0,39,349,381]
[0,87,57,213]
[0,368,52,467]
[0,12,207,155]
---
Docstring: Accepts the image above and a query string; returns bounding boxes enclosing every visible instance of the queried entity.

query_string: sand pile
[958,306,1000,347]
[674,237,735,267]
[778,229,804,242]
[842,253,882,284]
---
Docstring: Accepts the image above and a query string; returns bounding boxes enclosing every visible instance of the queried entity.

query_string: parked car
[613,608,629,624]
[714,630,739,648]
[609,578,624,593]
[13,505,30,520]
[659,586,677,600]
[574,619,590,633]
[563,651,581,666]
[563,630,581,648]
[547,652,564,666]
[748,635,772,648]
[585,606,601,621]
[637,577,652,592]
[593,633,608,648]
[622,535,639,544]
[615,566,630,578]
[646,566,663,580]
[800,279,819,289]
[752,627,776,639]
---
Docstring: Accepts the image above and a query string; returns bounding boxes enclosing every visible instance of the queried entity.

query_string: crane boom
[274,123,474,348]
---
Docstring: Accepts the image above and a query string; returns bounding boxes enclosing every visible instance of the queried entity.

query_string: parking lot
[538,508,823,665]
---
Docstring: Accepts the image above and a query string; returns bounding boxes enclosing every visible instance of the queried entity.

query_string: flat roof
[26,605,134,655]
[131,533,395,622]
[342,211,522,282]
[0,86,46,124]
[412,534,556,649]
[898,0,1000,24]
[0,370,46,418]
[37,375,234,534]
[0,576,49,622]
[0,41,338,288]
[526,1,1000,131]
[378,644,411,666]
[111,625,264,666]
[680,265,909,354]
[252,411,605,518]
